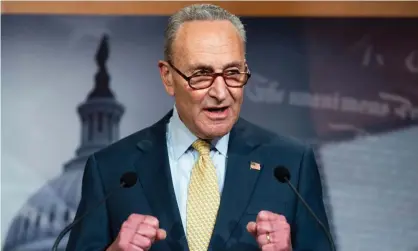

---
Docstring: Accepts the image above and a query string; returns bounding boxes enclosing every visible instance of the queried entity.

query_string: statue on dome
[88,34,114,100]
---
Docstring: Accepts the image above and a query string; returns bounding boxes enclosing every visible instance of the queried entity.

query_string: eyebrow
[188,61,244,72]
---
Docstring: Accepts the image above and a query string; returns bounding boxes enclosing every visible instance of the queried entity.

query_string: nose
[208,75,228,102]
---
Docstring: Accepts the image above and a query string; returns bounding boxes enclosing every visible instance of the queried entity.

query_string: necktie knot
[192,139,211,156]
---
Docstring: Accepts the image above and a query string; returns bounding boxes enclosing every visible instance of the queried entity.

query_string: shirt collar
[168,105,229,160]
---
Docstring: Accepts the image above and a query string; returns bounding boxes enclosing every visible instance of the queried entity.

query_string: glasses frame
[167,61,251,90]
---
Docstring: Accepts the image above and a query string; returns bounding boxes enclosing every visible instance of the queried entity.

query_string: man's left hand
[246,210,292,251]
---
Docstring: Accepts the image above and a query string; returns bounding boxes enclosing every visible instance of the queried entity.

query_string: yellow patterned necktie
[186,139,221,251]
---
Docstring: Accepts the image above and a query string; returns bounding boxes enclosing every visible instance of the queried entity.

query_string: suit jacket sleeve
[292,146,333,251]
[66,154,112,251]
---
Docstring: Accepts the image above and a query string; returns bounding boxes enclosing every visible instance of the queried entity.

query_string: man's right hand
[107,214,167,251]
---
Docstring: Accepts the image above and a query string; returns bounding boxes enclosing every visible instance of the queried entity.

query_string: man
[66,4,331,251]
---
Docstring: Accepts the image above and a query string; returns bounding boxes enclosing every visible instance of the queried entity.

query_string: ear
[158,60,175,96]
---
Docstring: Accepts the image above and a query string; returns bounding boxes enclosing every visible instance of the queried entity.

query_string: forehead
[172,20,245,68]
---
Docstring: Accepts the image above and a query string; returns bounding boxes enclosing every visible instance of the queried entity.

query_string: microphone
[51,171,138,251]
[274,166,336,251]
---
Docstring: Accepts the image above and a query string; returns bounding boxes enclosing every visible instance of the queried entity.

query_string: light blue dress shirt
[166,106,229,234]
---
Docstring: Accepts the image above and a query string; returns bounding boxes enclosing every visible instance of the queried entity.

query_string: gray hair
[164,3,246,62]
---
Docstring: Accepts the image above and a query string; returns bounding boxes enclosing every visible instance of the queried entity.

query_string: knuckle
[120,224,127,231]
[145,215,155,220]
[279,215,287,222]
[121,221,131,229]
[127,214,138,222]
[146,216,159,227]
[151,216,159,224]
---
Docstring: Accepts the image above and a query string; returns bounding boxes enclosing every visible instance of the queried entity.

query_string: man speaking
[66,4,332,251]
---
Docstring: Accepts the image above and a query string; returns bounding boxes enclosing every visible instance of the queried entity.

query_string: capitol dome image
[3,34,125,251]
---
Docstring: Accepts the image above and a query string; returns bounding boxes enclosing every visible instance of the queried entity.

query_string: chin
[198,121,234,139]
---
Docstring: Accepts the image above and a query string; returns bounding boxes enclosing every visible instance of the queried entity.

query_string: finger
[156,229,167,241]
[256,220,290,235]
[256,211,281,222]
[131,233,152,250]
[246,221,257,236]
[136,224,158,239]
[257,233,271,247]
[258,230,291,248]
[115,227,137,250]
[128,214,146,223]
[126,214,146,228]
[257,231,280,247]
[256,220,276,234]
[142,215,159,228]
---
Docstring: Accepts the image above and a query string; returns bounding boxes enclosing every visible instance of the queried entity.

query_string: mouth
[204,107,229,113]
[203,106,230,119]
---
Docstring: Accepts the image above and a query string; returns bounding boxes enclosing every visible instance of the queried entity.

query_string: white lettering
[379,92,418,119]
[405,50,418,74]
[340,96,389,117]
[362,45,385,67]
[246,73,416,120]
[246,75,285,104]
[288,92,311,106]
[251,72,269,86]
[288,92,340,111]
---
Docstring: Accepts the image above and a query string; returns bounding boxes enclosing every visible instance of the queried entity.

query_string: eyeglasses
[167,61,251,90]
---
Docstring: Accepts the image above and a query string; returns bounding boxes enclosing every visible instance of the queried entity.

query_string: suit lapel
[134,110,189,251]
[210,118,262,250]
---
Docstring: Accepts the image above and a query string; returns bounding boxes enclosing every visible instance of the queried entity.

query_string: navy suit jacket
[66,110,332,251]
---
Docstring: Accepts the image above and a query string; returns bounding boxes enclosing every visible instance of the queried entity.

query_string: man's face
[159,20,247,139]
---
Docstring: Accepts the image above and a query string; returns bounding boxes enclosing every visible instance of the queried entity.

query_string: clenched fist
[107,214,166,251]
[247,210,292,251]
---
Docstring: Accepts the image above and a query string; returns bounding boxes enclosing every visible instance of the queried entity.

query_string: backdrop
[1,14,418,251]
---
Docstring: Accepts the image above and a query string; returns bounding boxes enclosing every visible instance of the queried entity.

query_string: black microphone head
[274,166,291,183]
[120,172,138,188]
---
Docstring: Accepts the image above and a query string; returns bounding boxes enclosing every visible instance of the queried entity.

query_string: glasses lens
[225,73,248,87]
[189,75,214,89]
[190,73,248,89]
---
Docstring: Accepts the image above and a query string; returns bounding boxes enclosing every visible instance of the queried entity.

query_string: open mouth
[205,107,228,113]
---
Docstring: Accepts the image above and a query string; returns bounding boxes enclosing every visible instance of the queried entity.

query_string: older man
[66,4,331,251]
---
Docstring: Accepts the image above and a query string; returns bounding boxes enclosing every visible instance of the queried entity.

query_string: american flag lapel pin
[250,161,261,171]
